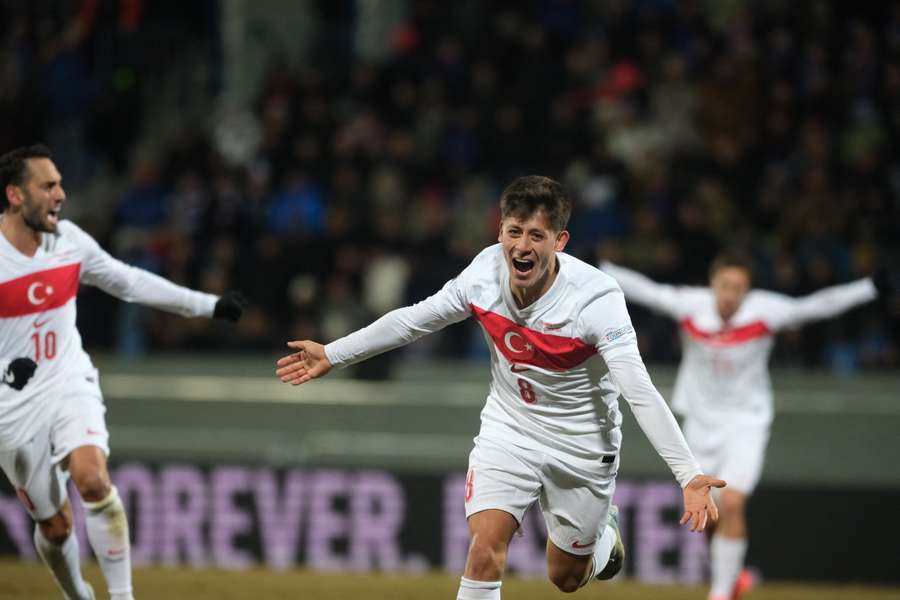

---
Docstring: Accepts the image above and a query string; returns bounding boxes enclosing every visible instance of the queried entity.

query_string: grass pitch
[0,561,898,600]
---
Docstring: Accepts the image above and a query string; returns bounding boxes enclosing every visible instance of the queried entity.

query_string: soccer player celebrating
[0,144,246,600]
[601,253,879,600]
[277,175,725,599]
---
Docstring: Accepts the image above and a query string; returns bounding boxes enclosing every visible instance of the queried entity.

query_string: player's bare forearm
[275,340,333,386]
[679,474,726,532]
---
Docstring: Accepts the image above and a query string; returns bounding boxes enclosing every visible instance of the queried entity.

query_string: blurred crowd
[2,0,898,373]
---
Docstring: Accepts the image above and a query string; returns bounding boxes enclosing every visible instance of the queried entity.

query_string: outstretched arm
[764,278,877,331]
[86,254,219,317]
[277,274,473,385]
[600,262,697,320]
[71,222,221,318]
[584,291,725,531]
[276,340,332,385]
[604,345,725,530]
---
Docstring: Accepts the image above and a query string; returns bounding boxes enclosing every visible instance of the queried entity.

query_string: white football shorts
[683,416,769,495]
[0,371,108,520]
[464,434,618,556]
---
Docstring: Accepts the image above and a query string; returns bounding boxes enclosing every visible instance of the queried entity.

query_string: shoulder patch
[603,324,633,343]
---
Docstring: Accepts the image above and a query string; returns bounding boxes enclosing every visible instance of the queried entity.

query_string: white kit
[325,245,702,552]
[0,219,217,454]
[602,262,876,492]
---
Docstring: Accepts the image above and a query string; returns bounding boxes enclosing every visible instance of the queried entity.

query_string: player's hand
[276,341,332,386]
[1,357,38,391]
[213,291,247,322]
[680,474,726,532]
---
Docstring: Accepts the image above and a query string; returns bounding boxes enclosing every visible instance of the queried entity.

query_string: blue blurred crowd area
[2,0,898,374]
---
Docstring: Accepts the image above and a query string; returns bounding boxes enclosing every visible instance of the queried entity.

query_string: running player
[0,144,246,600]
[276,175,725,599]
[600,253,878,600]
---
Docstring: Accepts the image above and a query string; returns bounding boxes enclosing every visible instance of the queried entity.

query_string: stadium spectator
[0,1,895,372]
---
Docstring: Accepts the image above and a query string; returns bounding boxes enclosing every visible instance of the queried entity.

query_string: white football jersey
[601,262,877,427]
[326,244,702,486]
[0,219,217,450]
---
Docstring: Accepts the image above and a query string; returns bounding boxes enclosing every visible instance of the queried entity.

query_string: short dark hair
[710,249,754,280]
[499,175,572,232]
[1,144,53,210]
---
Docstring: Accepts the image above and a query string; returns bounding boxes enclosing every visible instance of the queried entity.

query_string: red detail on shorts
[465,470,475,503]
[86,428,103,436]
[680,318,770,346]
[470,305,596,370]
[16,488,36,512]
[0,263,81,318]
[572,539,596,549]
[107,547,126,557]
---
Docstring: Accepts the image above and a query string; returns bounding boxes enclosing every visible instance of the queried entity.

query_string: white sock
[83,486,134,600]
[33,527,93,600]
[709,535,747,599]
[457,576,501,599]
[587,522,618,580]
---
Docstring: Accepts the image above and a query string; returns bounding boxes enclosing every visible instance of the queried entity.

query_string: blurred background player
[601,251,880,600]
[0,144,246,600]
[276,175,726,599]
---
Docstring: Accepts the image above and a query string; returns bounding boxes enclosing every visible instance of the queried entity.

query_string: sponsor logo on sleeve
[603,325,633,343]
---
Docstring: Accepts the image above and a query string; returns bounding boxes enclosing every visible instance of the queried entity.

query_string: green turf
[0,561,898,600]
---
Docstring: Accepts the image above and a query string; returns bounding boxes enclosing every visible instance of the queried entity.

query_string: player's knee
[719,491,746,517]
[467,539,507,580]
[73,471,111,502]
[39,511,72,545]
[548,570,582,593]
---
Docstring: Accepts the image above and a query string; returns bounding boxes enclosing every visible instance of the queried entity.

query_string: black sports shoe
[596,505,625,580]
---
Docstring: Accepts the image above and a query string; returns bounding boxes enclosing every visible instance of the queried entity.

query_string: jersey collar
[501,252,567,319]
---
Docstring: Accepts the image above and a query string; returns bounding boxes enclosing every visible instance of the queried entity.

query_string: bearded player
[276,175,725,599]
[601,254,879,600]
[0,144,246,600]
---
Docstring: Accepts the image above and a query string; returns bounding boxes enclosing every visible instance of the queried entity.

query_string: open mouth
[47,207,61,225]
[512,257,535,273]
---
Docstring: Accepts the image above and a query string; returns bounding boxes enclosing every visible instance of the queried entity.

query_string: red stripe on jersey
[680,318,770,346]
[471,304,596,370]
[0,263,81,317]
